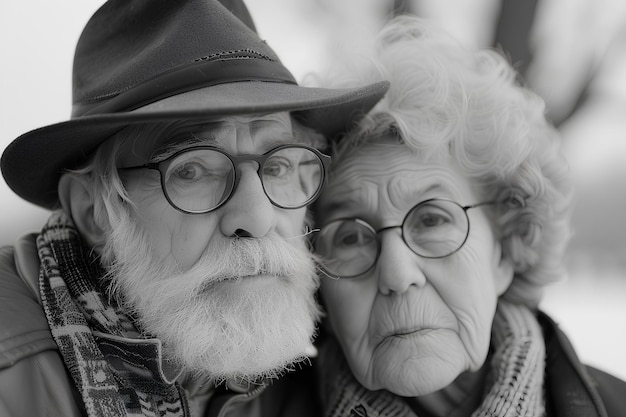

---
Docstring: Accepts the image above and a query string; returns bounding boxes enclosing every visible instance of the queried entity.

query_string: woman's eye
[417,213,447,228]
[335,229,373,247]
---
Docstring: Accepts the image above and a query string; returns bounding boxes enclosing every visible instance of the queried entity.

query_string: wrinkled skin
[317,137,513,402]
[119,113,307,268]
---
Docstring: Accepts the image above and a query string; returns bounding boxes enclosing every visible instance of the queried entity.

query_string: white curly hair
[317,15,574,308]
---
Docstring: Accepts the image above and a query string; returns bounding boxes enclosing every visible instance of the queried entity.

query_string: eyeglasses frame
[317,198,499,279]
[119,144,331,214]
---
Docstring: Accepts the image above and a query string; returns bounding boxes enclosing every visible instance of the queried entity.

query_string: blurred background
[2,0,625,379]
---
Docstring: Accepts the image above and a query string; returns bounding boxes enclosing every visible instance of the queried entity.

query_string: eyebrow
[264,133,301,148]
[322,183,453,216]
[149,114,308,163]
[389,183,449,207]
[151,135,218,162]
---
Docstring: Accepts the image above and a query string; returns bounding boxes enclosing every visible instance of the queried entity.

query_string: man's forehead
[155,112,295,149]
[188,112,292,131]
[116,112,297,165]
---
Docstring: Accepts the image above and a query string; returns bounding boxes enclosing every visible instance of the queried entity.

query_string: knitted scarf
[38,212,188,417]
[318,301,546,417]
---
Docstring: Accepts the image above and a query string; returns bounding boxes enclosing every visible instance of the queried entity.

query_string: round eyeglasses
[120,144,331,214]
[314,199,497,279]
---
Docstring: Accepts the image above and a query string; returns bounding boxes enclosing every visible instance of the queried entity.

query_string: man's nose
[376,230,427,295]
[219,163,275,237]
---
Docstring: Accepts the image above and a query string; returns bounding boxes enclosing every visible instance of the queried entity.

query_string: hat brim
[1,80,388,209]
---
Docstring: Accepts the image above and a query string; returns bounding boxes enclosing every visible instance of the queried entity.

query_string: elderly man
[0,1,388,416]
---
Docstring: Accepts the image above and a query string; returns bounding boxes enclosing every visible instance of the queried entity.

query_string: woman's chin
[365,332,468,397]
[375,366,458,398]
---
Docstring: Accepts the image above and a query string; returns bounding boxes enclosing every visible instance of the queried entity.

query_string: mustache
[186,233,318,292]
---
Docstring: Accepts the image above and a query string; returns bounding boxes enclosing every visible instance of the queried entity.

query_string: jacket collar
[539,311,608,417]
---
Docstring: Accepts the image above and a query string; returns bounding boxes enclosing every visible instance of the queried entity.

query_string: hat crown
[72,0,295,117]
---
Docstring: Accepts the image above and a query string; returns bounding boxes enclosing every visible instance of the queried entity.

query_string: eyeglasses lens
[262,147,324,208]
[402,200,469,258]
[162,149,234,213]
[316,219,378,278]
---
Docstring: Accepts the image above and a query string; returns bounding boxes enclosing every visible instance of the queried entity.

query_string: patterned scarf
[38,212,188,417]
[318,301,546,417]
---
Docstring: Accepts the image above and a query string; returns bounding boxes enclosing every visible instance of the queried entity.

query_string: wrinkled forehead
[319,139,478,218]
[115,112,301,166]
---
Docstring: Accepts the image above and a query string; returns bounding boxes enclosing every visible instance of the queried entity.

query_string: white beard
[101,209,321,383]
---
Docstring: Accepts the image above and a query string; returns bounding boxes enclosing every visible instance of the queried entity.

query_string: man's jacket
[0,234,319,417]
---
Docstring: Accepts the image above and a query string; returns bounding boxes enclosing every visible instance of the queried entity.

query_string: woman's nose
[219,163,275,237]
[376,229,427,295]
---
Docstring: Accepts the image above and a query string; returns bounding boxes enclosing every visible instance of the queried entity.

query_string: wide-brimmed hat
[1,0,388,209]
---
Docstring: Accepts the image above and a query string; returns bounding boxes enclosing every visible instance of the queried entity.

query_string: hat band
[73,56,298,118]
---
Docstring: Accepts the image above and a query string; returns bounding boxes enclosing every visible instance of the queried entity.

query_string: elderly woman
[312,16,626,417]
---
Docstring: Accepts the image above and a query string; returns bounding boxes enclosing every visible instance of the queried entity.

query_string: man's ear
[58,173,108,252]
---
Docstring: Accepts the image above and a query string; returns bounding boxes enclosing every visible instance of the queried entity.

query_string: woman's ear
[58,173,108,252]
[494,241,514,296]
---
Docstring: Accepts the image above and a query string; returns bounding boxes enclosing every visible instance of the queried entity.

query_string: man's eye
[172,162,205,181]
[338,232,359,246]
[263,157,292,178]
